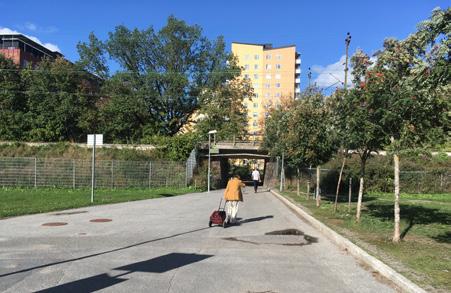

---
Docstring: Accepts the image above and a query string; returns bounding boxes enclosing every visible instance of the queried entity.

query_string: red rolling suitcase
[209,199,227,228]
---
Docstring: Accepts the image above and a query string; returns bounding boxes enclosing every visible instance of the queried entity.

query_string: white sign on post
[87,134,103,146]
[87,134,103,204]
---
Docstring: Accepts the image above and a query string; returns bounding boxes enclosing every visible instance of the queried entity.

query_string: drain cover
[265,229,303,236]
[90,218,112,223]
[42,222,67,227]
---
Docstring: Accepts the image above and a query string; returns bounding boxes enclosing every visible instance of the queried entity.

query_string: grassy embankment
[281,190,451,291]
[0,187,200,218]
[0,142,160,161]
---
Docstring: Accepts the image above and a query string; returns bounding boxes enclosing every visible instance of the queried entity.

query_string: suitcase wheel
[208,220,212,227]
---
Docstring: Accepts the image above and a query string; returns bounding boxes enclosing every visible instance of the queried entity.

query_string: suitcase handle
[218,198,226,211]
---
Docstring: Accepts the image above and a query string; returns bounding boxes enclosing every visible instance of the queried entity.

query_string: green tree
[0,55,28,140]
[373,7,450,242]
[78,16,240,140]
[285,94,337,206]
[22,58,99,142]
[265,93,337,204]
[336,50,388,221]
[195,76,253,140]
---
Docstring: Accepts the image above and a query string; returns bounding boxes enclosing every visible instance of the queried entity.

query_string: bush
[141,133,198,161]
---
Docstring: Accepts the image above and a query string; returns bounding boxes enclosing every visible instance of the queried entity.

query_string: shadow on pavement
[239,215,274,225]
[0,227,210,278]
[36,253,213,292]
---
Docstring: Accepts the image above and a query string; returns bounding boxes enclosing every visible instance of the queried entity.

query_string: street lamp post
[207,130,217,192]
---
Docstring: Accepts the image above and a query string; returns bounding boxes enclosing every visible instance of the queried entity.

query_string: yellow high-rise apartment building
[231,42,301,138]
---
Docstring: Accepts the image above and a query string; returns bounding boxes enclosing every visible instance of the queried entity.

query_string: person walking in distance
[224,174,245,225]
[252,167,261,193]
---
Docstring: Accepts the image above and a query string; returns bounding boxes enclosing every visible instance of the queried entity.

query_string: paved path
[0,189,394,293]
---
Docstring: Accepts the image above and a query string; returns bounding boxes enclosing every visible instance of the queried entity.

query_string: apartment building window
[265,64,271,70]
[254,64,259,70]
[275,92,281,97]
[253,112,258,118]
[244,64,249,70]
[253,103,258,108]
[244,74,249,79]
[276,64,281,70]
[254,74,259,79]
[276,83,281,88]
[254,93,259,98]
[253,83,258,88]
[253,121,258,126]
[276,54,282,60]
[265,74,271,80]
[266,54,271,60]
[254,54,260,60]
[264,83,270,89]
[275,73,281,79]
[265,112,269,118]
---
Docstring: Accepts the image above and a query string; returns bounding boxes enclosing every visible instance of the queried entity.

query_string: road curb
[270,189,426,293]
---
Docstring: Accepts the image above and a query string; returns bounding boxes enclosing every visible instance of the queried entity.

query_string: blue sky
[0,0,448,90]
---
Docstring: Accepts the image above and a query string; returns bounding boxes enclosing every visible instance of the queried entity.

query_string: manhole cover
[53,211,88,216]
[265,229,303,236]
[90,218,112,223]
[42,222,67,227]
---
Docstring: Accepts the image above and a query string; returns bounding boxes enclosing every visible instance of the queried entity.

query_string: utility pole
[307,67,312,88]
[344,32,352,90]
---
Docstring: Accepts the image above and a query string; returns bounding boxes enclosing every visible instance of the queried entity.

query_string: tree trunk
[356,177,364,222]
[279,152,284,192]
[316,166,321,207]
[355,157,366,222]
[296,168,300,196]
[393,153,401,243]
[334,157,346,213]
[348,177,352,213]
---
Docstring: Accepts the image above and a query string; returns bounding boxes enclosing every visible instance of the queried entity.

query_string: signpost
[207,130,217,192]
[87,134,103,203]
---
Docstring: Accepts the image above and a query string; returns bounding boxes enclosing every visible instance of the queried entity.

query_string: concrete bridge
[197,141,272,188]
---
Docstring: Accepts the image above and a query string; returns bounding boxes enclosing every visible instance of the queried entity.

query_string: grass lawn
[0,187,199,218]
[282,190,451,292]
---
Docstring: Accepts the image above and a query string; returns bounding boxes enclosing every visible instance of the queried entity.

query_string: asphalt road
[0,188,394,293]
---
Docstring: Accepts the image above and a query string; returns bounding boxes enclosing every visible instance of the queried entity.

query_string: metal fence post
[149,162,152,188]
[73,159,76,189]
[185,162,188,187]
[34,157,37,188]
[111,160,114,189]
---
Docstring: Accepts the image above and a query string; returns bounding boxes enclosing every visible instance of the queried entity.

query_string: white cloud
[25,22,37,31]
[19,22,58,33]
[0,27,61,53]
[312,55,353,89]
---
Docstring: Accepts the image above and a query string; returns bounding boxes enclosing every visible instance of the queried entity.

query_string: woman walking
[224,174,245,225]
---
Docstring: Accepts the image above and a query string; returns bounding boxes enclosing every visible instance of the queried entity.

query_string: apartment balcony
[296,58,301,65]
[295,68,301,75]
[295,78,301,84]
[295,87,301,93]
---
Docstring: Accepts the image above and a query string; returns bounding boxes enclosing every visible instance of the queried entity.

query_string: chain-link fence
[264,161,450,195]
[0,157,193,189]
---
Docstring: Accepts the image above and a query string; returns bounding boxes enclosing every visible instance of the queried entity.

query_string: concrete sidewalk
[0,189,395,292]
